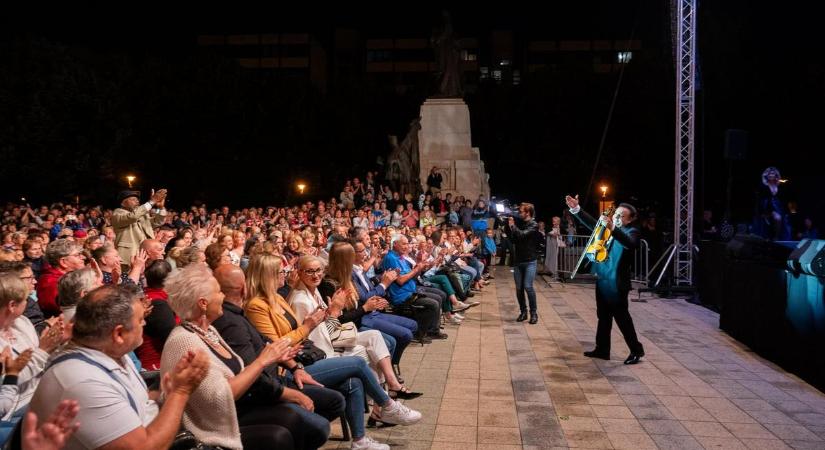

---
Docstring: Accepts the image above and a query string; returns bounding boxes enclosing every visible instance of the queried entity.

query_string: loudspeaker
[788,239,825,277]
[726,233,792,267]
[724,129,748,160]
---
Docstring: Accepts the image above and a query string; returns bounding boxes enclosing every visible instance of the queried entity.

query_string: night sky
[1,2,823,229]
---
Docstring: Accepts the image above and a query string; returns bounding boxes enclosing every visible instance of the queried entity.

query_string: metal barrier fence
[546,234,649,286]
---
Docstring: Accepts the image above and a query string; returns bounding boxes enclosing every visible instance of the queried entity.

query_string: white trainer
[378,400,422,425]
[351,435,390,450]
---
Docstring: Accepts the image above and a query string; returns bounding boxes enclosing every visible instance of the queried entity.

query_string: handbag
[295,339,327,366]
[326,317,358,349]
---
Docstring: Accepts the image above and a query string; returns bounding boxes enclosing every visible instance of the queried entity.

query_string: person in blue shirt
[381,236,445,341]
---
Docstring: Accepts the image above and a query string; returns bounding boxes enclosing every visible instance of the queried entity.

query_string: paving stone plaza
[323,268,825,450]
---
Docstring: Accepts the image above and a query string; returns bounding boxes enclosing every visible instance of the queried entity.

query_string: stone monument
[386,11,490,201]
[417,98,489,201]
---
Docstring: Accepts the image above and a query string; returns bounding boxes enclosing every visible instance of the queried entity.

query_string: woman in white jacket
[0,274,65,421]
[287,256,419,399]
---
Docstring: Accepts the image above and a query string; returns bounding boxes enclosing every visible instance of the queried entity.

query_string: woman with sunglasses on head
[289,256,420,398]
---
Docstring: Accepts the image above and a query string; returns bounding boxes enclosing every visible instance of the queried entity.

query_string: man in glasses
[36,239,86,318]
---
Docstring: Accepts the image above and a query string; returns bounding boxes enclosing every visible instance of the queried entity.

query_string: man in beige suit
[112,189,168,268]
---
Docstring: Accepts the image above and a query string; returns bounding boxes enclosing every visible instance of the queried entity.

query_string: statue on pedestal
[385,118,422,196]
[431,10,463,98]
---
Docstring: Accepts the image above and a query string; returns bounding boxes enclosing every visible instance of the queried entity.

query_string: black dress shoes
[624,353,644,365]
[583,349,610,360]
[427,331,449,340]
[529,312,538,324]
[517,311,528,322]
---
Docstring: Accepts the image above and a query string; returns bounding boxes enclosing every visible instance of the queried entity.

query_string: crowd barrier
[545,234,650,286]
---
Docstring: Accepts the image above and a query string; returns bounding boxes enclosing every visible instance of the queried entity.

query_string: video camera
[491,197,518,220]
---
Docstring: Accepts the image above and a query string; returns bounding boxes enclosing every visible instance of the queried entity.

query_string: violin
[584,206,615,263]
[570,206,615,280]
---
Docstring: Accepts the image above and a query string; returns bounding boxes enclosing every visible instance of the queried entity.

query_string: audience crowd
[0,172,506,450]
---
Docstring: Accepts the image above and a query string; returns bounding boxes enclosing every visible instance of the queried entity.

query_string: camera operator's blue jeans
[514,260,537,313]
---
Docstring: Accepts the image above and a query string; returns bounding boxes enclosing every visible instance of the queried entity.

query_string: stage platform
[322,267,825,449]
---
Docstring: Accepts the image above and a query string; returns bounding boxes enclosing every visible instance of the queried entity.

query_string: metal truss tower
[674,0,697,286]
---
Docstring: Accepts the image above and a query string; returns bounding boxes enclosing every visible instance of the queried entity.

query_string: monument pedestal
[418,98,490,200]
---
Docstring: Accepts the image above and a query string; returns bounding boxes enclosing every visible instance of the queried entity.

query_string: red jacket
[135,288,179,370]
[36,266,65,318]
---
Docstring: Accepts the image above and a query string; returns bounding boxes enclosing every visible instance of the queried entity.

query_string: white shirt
[30,345,158,450]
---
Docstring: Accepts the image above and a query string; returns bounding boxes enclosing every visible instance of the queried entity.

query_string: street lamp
[126,175,136,188]
[297,183,306,195]
[599,184,613,213]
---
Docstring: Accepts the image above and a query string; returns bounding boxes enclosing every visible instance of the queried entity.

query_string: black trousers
[392,292,440,335]
[594,288,644,355]
[237,403,301,450]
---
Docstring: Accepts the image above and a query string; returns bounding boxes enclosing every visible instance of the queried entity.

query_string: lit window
[513,70,521,85]
[461,50,477,61]
[492,69,502,81]
[480,67,489,79]
[617,51,633,64]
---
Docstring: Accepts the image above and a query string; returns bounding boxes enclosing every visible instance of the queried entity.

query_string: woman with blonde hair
[300,230,318,257]
[290,255,419,398]
[283,235,303,263]
[244,254,420,449]
[323,242,419,391]
[229,230,246,263]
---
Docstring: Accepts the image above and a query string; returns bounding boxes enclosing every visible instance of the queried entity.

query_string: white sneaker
[445,314,463,325]
[454,301,471,312]
[379,400,422,425]
[453,312,465,320]
[351,435,390,450]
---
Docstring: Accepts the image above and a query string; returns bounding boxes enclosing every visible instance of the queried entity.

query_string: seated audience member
[381,236,444,342]
[244,253,420,449]
[37,239,86,317]
[0,274,65,425]
[162,265,303,450]
[21,240,45,280]
[92,243,146,286]
[31,284,210,450]
[1,347,34,443]
[135,260,178,370]
[327,242,419,386]
[174,246,206,269]
[0,262,46,333]
[213,264,345,449]
[140,238,166,262]
[294,255,419,400]
[204,242,231,271]
[57,268,102,322]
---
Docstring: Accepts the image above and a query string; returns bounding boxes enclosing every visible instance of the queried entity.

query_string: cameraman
[506,203,543,324]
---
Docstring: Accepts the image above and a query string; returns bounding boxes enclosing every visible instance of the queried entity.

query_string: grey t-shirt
[30,345,159,450]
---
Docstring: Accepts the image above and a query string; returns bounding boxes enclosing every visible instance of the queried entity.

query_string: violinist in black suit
[565,195,645,365]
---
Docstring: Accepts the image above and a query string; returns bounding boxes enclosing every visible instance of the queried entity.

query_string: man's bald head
[140,239,165,260]
[213,264,245,305]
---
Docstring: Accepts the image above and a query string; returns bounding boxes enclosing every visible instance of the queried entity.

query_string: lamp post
[126,175,136,188]
[297,183,306,195]
[599,184,613,213]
